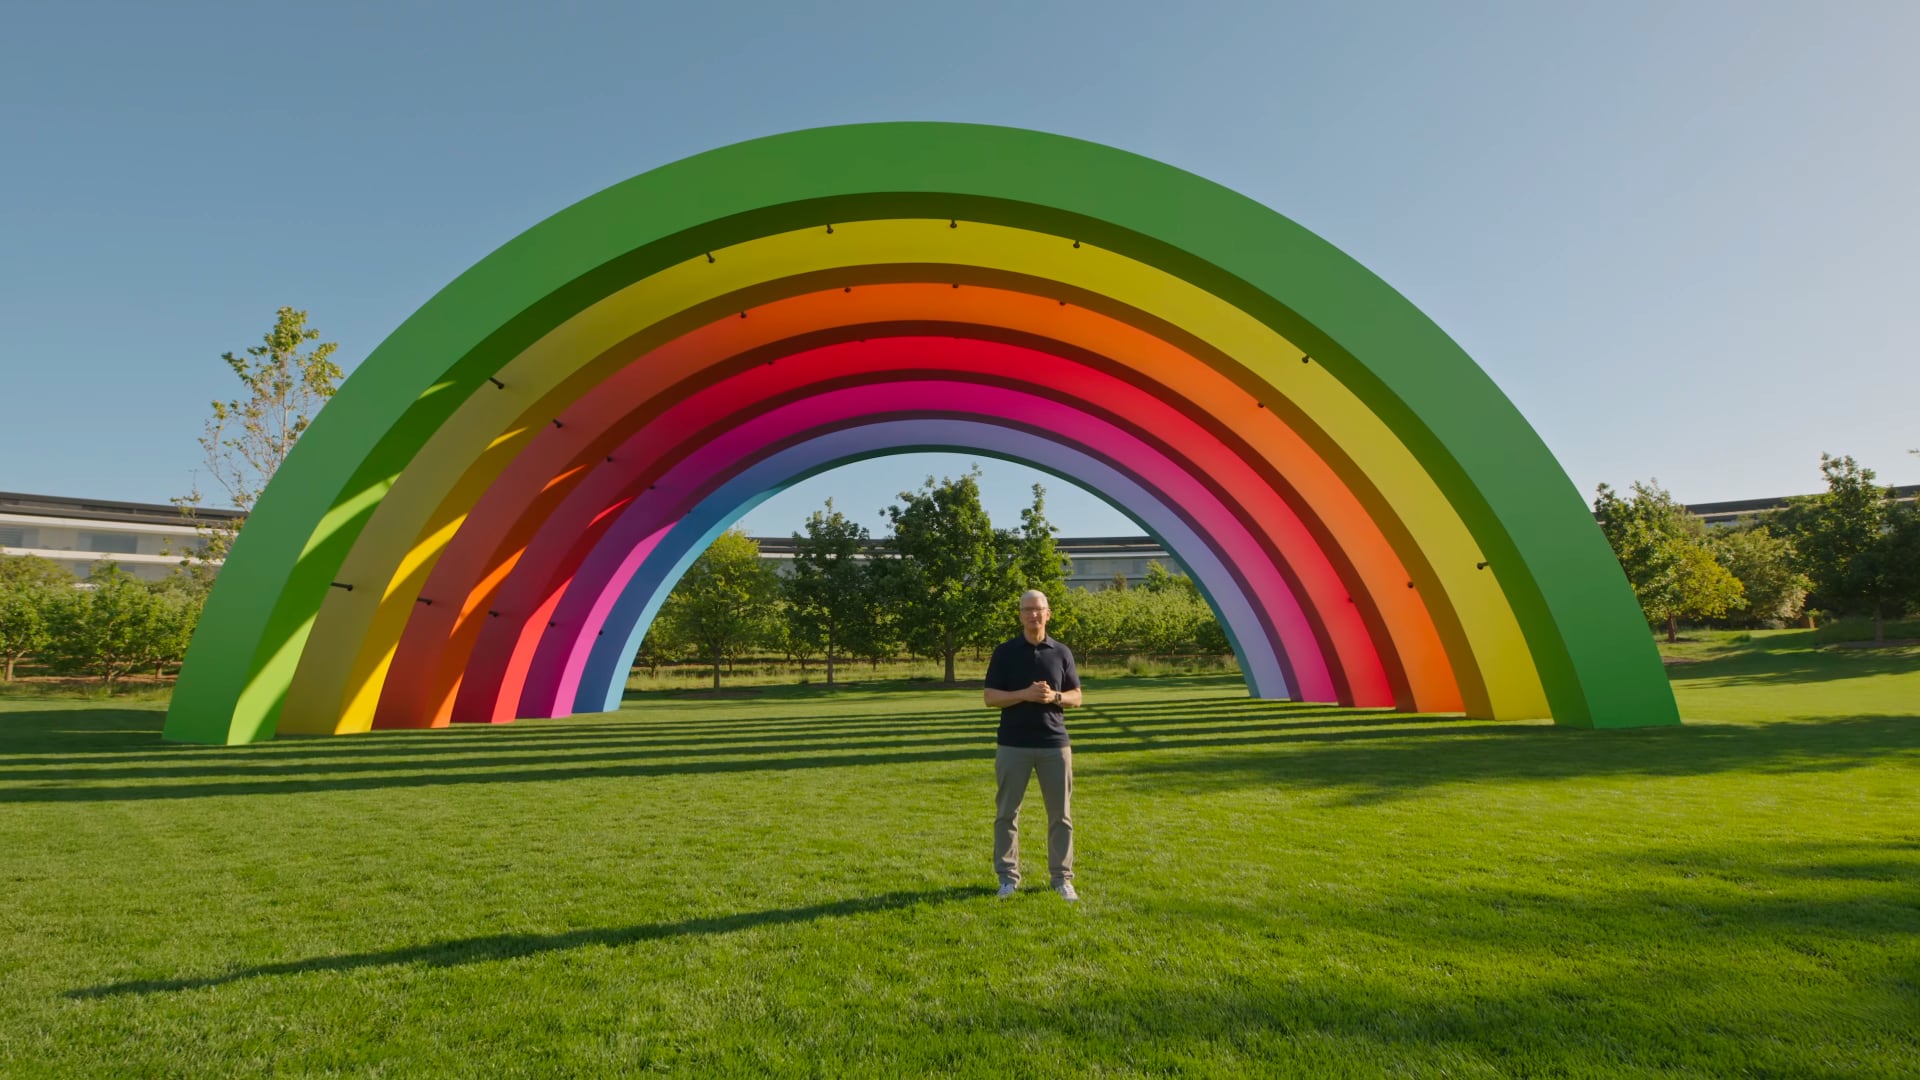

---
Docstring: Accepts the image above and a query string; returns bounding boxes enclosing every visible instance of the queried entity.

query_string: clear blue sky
[3,2,1915,539]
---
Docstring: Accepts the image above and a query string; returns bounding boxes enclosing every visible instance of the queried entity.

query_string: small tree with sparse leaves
[174,307,343,566]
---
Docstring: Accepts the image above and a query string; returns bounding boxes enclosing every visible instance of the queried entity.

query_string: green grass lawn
[1,634,1915,1077]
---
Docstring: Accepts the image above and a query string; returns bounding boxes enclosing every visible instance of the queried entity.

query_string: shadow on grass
[2,691,1917,806]
[0,707,169,756]
[1665,640,1920,686]
[1107,713,1920,805]
[0,714,1453,799]
[67,883,988,998]
[0,704,1418,784]
[0,688,1324,772]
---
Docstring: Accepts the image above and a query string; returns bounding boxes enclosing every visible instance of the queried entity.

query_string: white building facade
[0,492,237,582]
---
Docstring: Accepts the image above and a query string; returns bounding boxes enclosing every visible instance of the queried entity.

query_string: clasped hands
[1024,680,1061,705]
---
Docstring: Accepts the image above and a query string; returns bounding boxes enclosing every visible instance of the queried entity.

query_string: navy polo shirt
[984,633,1080,748]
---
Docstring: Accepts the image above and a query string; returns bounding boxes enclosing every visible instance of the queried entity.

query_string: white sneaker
[996,881,1018,899]
[1054,882,1079,902]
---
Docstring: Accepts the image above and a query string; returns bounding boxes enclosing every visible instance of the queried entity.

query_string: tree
[0,555,72,681]
[141,579,205,677]
[635,616,691,677]
[882,470,1014,684]
[764,598,818,674]
[1594,481,1745,642]
[1138,564,1225,653]
[1067,585,1128,657]
[175,307,344,565]
[1011,484,1070,607]
[1778,455,1915,641]
[784,499,875,686]
[1053,574,1226,659]
[1876,502,1920,624]
[1709,526,1809,627]
[849,555,904,670]
[654,531,779,689]
[1139,560,1193,598]
[40,564,167,690]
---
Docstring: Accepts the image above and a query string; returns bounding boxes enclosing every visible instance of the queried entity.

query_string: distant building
[1688,486,1918,528]
[0,492,240,582]
[755,533,1185,592]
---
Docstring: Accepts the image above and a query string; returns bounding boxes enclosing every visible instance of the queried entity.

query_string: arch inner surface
[363,285,1470,733]
[500,379,1348,720]
[276,224,1537,736]
[432,375,1338,729]
[564,420,1353,717]
[366,336,1463,732]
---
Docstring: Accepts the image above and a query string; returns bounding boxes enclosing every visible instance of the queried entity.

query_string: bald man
[982,589,1083,901]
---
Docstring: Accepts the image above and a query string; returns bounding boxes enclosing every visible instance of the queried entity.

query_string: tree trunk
[3,656,12,681]
[943,627,957,685]
[1874,601,1884,643]
[1666,615,1678,643]
[826,625,837,686]
[711,644,722,690]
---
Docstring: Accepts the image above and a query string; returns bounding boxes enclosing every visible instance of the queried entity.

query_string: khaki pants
[994,745,1073,886]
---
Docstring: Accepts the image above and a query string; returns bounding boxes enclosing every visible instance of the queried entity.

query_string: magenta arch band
[522,368,1344,714]
[441,340,1391,725]
[527,397,1312,717]
[447,333,1400,721]
[559,419,1290,716]
[374,324,1432,731]
[439,341,1395,728]
[460,375,1327,725]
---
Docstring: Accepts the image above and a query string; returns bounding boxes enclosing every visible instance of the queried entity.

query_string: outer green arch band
[165,122,1675,744]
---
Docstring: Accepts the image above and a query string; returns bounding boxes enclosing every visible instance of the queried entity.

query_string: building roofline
[7,484,1915,538]
[0,491,245,528]
[1685,483,1919,521]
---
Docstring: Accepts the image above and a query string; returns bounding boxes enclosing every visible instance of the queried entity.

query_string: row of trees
[0,307,333,692]
[1596,454,1920,641]
[0,559,203,687]
[640,473,1232,688]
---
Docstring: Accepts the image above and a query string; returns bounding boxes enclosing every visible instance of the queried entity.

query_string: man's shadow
[67,884,987,999]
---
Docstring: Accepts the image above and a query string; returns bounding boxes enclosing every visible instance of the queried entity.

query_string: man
[982,588,1083,901]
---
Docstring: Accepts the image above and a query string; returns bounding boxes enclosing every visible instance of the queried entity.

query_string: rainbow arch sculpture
[162,122,1677,744]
